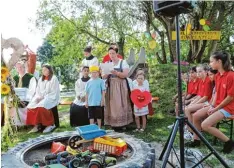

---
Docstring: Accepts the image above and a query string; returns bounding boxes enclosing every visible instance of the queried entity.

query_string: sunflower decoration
[1,84,11,95]
[1,67,10,77]
[1,75,7,82]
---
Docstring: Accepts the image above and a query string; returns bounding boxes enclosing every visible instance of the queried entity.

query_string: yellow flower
[1,84,11,95]
[1,67,9,77]
[1,75,7,82]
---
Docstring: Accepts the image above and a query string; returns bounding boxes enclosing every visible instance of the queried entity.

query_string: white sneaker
[167,123,174,129]
[43,125,56,133]
[184,131,193,141]
[28,125,39,133]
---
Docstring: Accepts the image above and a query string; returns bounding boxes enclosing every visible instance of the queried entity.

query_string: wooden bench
[59,97,159,106]
[213,118,234,145]
[59,101,73,106]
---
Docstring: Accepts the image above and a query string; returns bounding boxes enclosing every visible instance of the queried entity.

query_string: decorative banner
[151,32,156,39]
[199,19,206,26]
[148,40,157,49]
[172,31,221,40]
[203,25,211,31]
[185,23,192,36]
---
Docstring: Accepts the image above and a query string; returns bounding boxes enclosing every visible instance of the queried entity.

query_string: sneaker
[167,123,174,129]
[184,131,193,141]
[222,140,234,154]
[43,125,56,133]
[133,128,140,132]
[28,125,39,133]
[140,128,145,132]
[186,139,201,147]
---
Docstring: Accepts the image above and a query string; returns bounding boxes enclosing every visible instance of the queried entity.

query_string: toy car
[68,124,106,149]
[44,151,73,166]
[88,152,117,168]
[68,150,93,168]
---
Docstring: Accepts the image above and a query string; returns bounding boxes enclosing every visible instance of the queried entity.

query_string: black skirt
[70,103,89,127]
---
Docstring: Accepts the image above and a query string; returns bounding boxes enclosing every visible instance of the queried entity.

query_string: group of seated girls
[172,51,234,154]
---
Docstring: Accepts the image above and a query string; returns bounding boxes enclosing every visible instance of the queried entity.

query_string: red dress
[26,77,54,126]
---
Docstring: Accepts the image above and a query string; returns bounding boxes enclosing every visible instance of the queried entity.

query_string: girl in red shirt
[184,64,213,130]
[201,51,234,154]
[187,68,217,147]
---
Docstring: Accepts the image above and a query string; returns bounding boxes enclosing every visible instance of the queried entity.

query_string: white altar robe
[27,75,60,110]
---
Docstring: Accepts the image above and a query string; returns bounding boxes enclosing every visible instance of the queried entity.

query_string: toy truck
[93,136,127,156]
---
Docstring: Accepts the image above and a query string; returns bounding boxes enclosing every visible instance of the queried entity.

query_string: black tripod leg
[187,121,230,168]
[179,117,185,168]
[159,120,175,160]
[161,120,179,168]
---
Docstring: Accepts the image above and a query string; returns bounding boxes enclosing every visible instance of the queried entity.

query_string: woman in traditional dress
[103,47,133,129]
[26,64,60,133]
[70,66,90,126]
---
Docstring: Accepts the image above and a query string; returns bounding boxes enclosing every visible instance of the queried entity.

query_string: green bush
[149,64,188,113]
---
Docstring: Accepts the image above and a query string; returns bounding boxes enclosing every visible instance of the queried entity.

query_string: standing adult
[11,61,37,126]
[102,47,133,128]
[26,64,60,133]
[102,43,123,63]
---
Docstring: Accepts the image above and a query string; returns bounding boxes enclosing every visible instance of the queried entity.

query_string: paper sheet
[100,62,114,74]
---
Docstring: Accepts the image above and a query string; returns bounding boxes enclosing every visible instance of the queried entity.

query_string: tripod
[159,15,229,168]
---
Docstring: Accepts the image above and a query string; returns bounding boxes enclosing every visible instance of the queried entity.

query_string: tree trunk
[161,33,167,63]
[117,36,125,57]
[166,18,176,62]
[196,40,207,63]
[155,52,163,64]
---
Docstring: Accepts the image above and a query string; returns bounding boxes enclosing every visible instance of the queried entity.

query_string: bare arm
[190,96,201,104]
[101,91,105,106]
[215,96,233,110]
[196,96,208,104]
[210,92,217,106]
[85,94,88,108]
[117,69,129,78]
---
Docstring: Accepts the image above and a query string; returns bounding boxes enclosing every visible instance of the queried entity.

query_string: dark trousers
[51,106,59,127]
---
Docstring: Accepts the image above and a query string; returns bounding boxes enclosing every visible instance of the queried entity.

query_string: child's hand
[111,70,118,75]
[203,104,210,108]
[101,101,104,107]
[80,97,85,102]
[85,102,88,108]
[207,107,217,115]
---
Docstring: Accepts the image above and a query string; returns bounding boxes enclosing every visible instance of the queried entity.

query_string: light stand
[159,15,229,168]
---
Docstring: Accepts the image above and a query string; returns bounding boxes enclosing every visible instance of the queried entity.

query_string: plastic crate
[76,124,106,140]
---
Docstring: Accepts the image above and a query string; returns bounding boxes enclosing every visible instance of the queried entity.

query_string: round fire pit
[2,131,155,168]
